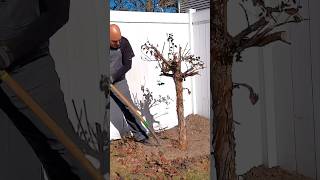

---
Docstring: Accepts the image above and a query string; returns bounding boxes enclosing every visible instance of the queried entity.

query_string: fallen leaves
[110,115,210,179]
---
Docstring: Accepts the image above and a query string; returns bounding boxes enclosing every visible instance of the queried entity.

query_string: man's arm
[3,0,70,62]
[111,37,135,82]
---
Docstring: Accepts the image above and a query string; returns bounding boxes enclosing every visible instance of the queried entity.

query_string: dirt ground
[110,114,313,180]
[110,114,210,179]
[241,165,314,180]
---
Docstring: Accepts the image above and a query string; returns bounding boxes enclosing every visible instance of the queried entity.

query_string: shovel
[100,76,160,145]
[0,70,104,180]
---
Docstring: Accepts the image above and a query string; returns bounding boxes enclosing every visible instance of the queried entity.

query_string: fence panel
[191,9,210,119]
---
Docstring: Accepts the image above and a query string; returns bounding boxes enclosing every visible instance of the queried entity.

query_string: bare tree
[141,34,205,150]
[212,0,304,179]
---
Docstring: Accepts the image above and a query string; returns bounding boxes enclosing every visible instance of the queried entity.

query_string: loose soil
[110,114,210,179]
[110,114,313,180]
[241,165,314,180]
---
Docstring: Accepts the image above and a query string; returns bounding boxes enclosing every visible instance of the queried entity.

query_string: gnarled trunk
[212,60,236,180]
[174,58,187,150]
[212,0,237,179]
[174,76,186,150]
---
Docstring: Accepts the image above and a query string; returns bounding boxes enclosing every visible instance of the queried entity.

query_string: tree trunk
[174,77,186,150]
[212,0,237,179]
[174,57,187,150]
[212,61,237,180]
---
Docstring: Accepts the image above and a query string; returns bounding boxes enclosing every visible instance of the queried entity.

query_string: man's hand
[0,46,13,70]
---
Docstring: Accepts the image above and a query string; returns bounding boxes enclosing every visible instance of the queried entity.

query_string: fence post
[188,8,196,115]
[259,45,278,168]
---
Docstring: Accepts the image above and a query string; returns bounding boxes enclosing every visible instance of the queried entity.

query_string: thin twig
[239,3,250,27]
[182,43,188,56]
[72,99,88,143]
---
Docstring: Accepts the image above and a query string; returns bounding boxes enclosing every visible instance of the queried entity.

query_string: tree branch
[243,31,289,51]
[143,43,172,68]
[234,12,305,55]
[149,101,159,108]
[233,82,259,105]
[239,3,250,27]
[181,66,195,77]
[160,72,174,77]
[233,2,303,51]
[275,16,306,28]
[256,31,290,46]
[184,71,199,78]
[233,17,268,42]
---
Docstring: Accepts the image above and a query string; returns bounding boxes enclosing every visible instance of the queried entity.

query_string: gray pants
[110,78,148,141]
[0,55,92,180]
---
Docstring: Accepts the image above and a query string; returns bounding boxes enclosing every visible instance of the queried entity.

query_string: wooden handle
[0,70,104,180]
[110,84,160,144]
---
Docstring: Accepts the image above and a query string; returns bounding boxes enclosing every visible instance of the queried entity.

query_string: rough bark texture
[175,78,186,150]
[213,61,237,180]
[174,60,187,150]
[212,0,237,180]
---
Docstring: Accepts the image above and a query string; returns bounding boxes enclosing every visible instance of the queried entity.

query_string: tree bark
[174,77,186,150]
[174,60,187,150]
[212,61,237,180]
[212,0,237,180]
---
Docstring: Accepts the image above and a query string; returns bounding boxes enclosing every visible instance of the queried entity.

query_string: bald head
[110,24,121,49]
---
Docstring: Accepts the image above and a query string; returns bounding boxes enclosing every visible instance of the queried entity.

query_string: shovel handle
[109,84,160,145]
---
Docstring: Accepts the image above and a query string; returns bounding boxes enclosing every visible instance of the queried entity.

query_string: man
[109,24,149,144]
[0,0,96,179]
